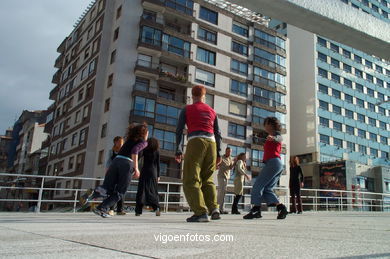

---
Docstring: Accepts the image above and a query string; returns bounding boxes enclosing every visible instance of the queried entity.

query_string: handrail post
[315,190,318,212]
[36,177,45,213]
[166,183,170,213]
[73,190,78,213]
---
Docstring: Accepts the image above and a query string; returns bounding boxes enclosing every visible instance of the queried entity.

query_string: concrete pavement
[0,211,389,258]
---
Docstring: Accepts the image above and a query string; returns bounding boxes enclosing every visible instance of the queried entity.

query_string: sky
[0,0,92,134]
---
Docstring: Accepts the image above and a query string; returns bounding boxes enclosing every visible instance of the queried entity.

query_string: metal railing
[0,173,389,213]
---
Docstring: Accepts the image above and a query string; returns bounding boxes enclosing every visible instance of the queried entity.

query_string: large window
[252,150,264,167]
[197,27,217,44]
[333,121,342,131]
[162,34,190,57]
[133,96,155,118]
[254,29,285,52]
[252,107,286,127]
[228,145,246,157]
[231,59,248,76]
[319,100,329,110]
[232,41,248,56]
[199,6,218,24]
[253,67,285,89]
[253,87,285,108]
[358,129,366,139]
[232,22,248,37]
[254,48,286,71]
[320,134,330,144]
[230,80,248,97]
[134,77,149,92]
[154,129,175,151]
[196,47,216,65]
[346,125,354,135]
[140,26,162,46]
[229,101,246,117]
[164,0,194,15]
[319,84,328,94]
[156,104,180,126]
[333,138,343,148]
[320,117,329,127]
[228,122,246,140]
[195,68,215,87]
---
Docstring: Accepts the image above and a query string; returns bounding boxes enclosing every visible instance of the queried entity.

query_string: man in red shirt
[176,85,222,222]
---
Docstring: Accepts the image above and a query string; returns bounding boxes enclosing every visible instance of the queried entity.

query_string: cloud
[0,0,92,133]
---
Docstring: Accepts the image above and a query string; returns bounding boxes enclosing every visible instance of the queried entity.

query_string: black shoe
[243,210,262,219]
[186,214,210,222]
[92,208,111,218]
[231,210,241,215]
[210,208,221,220]
[277,204,288,219]
[288,211,296,214]
[297,211,302,214]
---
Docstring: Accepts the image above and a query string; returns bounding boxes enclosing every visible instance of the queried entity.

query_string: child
[106,136,125,216]
[90,123,149,218]
[135,137,161,216]
[243,117,288,220]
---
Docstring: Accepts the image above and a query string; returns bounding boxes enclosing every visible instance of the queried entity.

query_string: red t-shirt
[185,102,216,134]
[263,133,282,162]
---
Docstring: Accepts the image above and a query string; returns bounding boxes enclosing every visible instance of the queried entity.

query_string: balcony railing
[161,0,194,16]
[51,70,62,84]
[253,115,286,128]
[253,56,286,73]
[253,95,286,109]
[254,37,285,54]
[159,70,190,83]
[253,75,286,91]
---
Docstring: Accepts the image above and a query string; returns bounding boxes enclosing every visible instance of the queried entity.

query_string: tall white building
[46,0,290,199]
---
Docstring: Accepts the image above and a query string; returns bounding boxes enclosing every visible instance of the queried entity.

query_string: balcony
[142,0,194,17]
[253,95,286,110]
[51,70,62,84]
[253,75,286,93]
[158,70,191,87]
[56,38,67,53]
[254,37,286,56]
[54,54,64,69]
[253,56,286,74]
[134,59,160,77]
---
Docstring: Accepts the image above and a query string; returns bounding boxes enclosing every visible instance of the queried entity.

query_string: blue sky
[0,0,91,134]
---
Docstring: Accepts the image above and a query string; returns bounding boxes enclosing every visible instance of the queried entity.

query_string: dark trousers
[110,199,124,212]
[231,195,242,213]
[98,158,133,211]
[290,186,303,212]
[135,178,160,214]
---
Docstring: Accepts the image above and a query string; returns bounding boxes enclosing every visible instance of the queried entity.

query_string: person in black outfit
[135,137,161,216]
[289,156,304,214]
[90,123,149,218]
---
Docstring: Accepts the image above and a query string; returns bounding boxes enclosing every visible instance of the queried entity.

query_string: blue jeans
[251,158,283,206]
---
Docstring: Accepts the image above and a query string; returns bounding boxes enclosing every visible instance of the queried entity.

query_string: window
[79,128,87,145]
[318,68,328,78]
[345,94,353,103]
[98,150,104,165]
[254,67,285,88]
[369,132,377,141]
[355,69,363,78]
[319,100,329,110]
[359,145,367,155]
[331,58,339,68]
[379,107,386,116]
[319,84,328,94]
[252,150,264,167]
[365,60,373,69]
[367,88,374,97]
[357,113,365,123]
[231,79,248,97]
[354,55,362,64]
[366,74,373,83]
[199,6,218,24]
[320,134,330,144]
[197,27,217,44]
[142,9,156,22]
[113,27,119,41]
[134,77,149,92]
[156,104,180,125]
[196,47,215,65]
[346,125,354,135]
[333,105,341,115]
[331,73,340,83]
[252,107,286,127]
[228,122,246,140]
[140,26,162,46]
[162,34,190,57]
[320,117,329,127]
[379,121,386,130]
[137,54,152,67]
[110,50,116,64]
[107,74,113,87]
[116,5,122,19]
[380,136,388,145]
[159,161,167,176]
[370,148,378,157]
[347,141,355,151]
[358,129,366,138]
[78,89,84,101]
[68,156,74,170]
[333,121,342,131]
[83,105,89,118]
[376,65,383,74]
[330,43,339,53]
[158,87,175,101]
[382,151,389,160]
[356,98,365,108]
[378,92,385,102]
[104,98,110,112]
[101,123,107,138]
[76,153,83,170]
[254,30,285,52]
[368,102,375,112]
[229,101,246,117]
[356,83,364,93]
[344,78,352,88]
[133,96,155,118]
[254,48,286,70]
[345,109,353,119]
[343,49,351,58]
[231,59,248,76]
[332,89,341,99]
[232,22,249,37]
[195,68,215,87]
[317,37,327,47]
[343,64,352,73]
[154,129,175,151]
[333,138,343,148]
[232,41,248,56]
[376,78,384,87]
[318,52,327,62]
[369,118,376,127]
[253,87,285,108]
[228,145,246,157]
[163,0,193,15]
[71,132,78,146]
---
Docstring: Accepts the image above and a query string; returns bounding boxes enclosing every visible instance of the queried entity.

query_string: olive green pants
[183,137,218,215]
